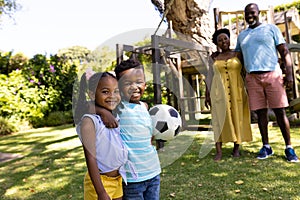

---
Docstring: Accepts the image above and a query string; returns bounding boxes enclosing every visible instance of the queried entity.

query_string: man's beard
[249,20,256,26]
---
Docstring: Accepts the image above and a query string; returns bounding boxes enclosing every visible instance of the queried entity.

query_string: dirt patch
[0,152,23,163]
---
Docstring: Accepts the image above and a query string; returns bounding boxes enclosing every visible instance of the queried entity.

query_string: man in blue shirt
[235,3,298,162]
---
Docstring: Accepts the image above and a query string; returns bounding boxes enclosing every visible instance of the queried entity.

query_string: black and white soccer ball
[149,104,182,141]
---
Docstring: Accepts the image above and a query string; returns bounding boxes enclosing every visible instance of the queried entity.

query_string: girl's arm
[81,117,111,200]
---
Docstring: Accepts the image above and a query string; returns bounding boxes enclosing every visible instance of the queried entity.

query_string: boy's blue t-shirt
[118,100,161,182]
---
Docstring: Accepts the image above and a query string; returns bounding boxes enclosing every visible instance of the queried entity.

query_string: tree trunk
[152,0,215,71]
[163,0,214,47]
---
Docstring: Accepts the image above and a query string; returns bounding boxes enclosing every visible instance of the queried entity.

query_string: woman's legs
[214,142,222,161]
[232,143,240,157]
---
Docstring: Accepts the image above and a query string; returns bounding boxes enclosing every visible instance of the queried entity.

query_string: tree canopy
[0,0,20,24]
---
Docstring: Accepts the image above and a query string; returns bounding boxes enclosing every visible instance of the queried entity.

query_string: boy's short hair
[114,59,144,80]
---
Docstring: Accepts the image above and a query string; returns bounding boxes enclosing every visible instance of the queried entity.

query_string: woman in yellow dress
[205,28,252,161]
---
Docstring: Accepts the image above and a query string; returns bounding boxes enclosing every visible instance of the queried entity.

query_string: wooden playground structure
[116,6,300,130]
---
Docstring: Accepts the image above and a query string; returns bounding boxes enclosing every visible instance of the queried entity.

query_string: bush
[0,117,15,135]
[45,110,74,127]
[31,110,74,128]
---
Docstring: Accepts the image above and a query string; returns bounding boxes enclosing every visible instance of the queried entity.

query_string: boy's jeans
[122,175,160,200]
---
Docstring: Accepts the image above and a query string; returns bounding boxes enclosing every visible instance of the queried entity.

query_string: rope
[154,0,175,35]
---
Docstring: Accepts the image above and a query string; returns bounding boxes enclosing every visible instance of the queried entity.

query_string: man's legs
[256,108,274,159]
[272,108,291,146]
[256,108,269,145]
[273,107,298,162]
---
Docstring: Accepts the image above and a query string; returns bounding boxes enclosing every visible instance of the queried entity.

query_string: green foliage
[0,116,14,135]
[22,54,77,112]
[91,46,116,72]
[222,15,244,27]
[0,52,78,128]
[0,51,26,75]
[0,51,11,75]
[0,70,54,129]
[0,0,21,21]
[292,34,300,43]
[0,44,120,128]
[57,46,91,66]
[32,110,74,127]
[274,0,300,12]
[142,80,155,107]
[46,110,74,126]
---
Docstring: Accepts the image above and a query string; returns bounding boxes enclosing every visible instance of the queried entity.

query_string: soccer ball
[149,104,182,141]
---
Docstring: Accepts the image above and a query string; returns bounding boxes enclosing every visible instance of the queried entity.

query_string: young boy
[97,59,161,200]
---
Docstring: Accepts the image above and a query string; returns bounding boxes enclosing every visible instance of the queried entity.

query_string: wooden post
[187,74,196,120]
[116,44,123,65]
[235,13,239,35]
[151,35,162,104]
[213,8,220,31]
[284,11,291,44]
[176,55,186,128]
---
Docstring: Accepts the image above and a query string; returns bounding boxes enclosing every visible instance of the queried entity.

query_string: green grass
[1,124,300,199]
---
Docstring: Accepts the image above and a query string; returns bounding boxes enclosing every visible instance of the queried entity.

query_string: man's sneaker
[285,148,299,162]
[257,146,274,159]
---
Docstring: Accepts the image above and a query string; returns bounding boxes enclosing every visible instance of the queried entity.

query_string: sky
[0,0,295,57]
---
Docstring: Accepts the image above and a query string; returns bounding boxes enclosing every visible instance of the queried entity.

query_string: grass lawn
[0,123,300,199]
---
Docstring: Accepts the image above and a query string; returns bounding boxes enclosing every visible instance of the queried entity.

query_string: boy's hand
[102,112,118,128]
[95,105,118,128]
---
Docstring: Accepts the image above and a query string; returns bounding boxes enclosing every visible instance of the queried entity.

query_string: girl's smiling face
[92,76,121,111]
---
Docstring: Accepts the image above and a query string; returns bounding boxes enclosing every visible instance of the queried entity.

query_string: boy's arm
[94,104,118,128]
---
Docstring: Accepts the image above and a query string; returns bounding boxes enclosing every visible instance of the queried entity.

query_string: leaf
[235,180,244,185]
[169,192,176,197]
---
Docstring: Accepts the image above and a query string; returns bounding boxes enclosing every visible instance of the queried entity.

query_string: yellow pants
[84,171,123,200]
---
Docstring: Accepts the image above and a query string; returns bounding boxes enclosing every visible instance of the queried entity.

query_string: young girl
[75,72,136,200]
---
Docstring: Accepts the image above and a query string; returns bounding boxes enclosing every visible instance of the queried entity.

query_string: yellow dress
[210,57,252,144]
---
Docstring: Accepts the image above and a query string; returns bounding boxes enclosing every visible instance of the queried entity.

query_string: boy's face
[118,68,146,104]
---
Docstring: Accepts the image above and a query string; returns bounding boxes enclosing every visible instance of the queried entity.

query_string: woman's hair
[74,72,116,124]
[114,59,144,80]
[212,28,230,45]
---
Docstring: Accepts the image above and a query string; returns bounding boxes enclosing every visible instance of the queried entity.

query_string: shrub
[45,110,74,127]
[31,110,74,128]
[0,117,15,135]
